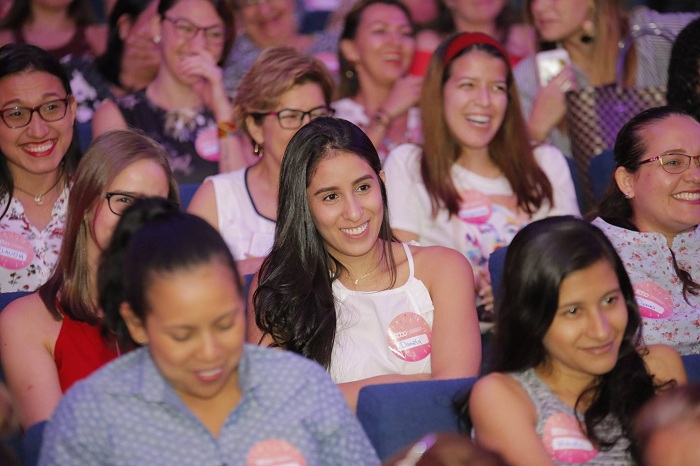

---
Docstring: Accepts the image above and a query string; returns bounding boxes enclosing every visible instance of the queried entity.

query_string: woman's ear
[116,14,133,41]
[120,302,149,345]
[339,39,360,66]
[379,169,386,184]
[245,115,264,147]
[614,166,634,199]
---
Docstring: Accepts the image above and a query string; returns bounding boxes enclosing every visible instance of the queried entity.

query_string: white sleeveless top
[206,167,275,261]
[329,243,434,383]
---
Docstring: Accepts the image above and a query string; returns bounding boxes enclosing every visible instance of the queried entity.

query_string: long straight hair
[253,117,397,369]
[39,130,179,324]
[420,33,552,217]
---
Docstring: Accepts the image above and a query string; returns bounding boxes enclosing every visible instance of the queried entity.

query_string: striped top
[513,7,699,158]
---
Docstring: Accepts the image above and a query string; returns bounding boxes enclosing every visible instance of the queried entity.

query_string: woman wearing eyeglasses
[0,44,79,293]
[188,47,335,276]
[91,0,244,184]
[0,130,179,432]
[592,106,700,355]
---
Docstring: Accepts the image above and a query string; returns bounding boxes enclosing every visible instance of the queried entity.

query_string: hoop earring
[580,19,595,44]
[253,143,263,158]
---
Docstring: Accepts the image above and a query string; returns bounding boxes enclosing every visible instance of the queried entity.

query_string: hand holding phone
[535,49,571,87]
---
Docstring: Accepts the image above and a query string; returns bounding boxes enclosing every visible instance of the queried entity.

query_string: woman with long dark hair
[250,117,481,409]
[465,216,686,465]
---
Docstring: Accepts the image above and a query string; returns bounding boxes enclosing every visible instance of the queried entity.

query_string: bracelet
[217,120,237,138]
[370,108,392,129]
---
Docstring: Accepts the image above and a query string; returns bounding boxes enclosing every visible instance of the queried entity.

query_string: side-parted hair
[94,0,158,88]
[39,130,179,324]
[0,0,97,29]
[0,43,81,218]
[524,0,633,86]
[488,216,672,458]
[253,117,396,369]
[667,17,700,122]
[99,197,240,351]
[596,106,700,301]
[420,32,552,217]
[337,0,415,99]
[157,0,236,67]
[233,46,335,141]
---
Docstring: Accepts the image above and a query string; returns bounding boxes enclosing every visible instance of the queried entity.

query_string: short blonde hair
[232,47,335,140]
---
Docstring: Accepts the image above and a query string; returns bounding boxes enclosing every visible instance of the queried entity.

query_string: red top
[54,304,119,392]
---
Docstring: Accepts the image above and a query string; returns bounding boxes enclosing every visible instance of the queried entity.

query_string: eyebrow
[163,310,239,331]
[312,174,374,196]
[557,287,621,310]
[1,92,65,108]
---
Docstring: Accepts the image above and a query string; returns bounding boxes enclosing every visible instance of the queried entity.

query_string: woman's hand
[178,50,232,120]
[527,65,576,142]
[381,75,424,120]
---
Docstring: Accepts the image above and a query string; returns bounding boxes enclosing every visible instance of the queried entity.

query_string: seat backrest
[488,247,508,308]
[0,291,30,313]
[682,354,700,383]
[588,149,615,206]
[356,377,477,461]
[178,183,201,211]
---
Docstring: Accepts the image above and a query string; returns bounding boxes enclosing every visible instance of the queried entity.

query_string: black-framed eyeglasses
[163,16,226,44]
[105,192,139,216]
[638,152,700,174]
[0,97,72,129]
[254,106,335,130]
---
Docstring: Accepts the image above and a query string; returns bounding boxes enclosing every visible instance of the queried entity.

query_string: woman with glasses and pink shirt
[0,44,79,293]
[92,0,247,184]
[188,47,335,277]
[0,130,178,433]
[593,107,700,356]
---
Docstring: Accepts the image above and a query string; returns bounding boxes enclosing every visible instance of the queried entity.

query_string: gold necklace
[352,269,375,285]
[14,168,64,206]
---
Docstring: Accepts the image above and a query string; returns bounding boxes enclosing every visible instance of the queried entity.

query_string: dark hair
[338,0,415,98]
[99,197,241,351]
[420,33,552,217]
[0,43,81,220]
[427,0,518,42]
[667,17,700,121]
[39,130,179,324]
[157,0,236,67]
[469,216,672,458]
[0,0,97,29]
[596,106,700,301]
[94,0,157,88]
[253,117,397,369]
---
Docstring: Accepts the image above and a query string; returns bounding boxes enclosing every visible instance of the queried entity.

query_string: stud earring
[624,191,631,199]
[153,35,161,44]
[345,69,355,79]
[253,143,263,158]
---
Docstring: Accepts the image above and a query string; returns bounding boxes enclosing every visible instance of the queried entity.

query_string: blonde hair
[233,47,335,140]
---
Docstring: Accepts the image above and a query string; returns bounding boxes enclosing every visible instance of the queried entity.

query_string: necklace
[14,168,64,206]
[352,270,375,285]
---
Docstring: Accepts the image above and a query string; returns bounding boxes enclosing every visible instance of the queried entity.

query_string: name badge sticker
[634,282,673,319]
[387,313,432,362]
[457,190,493,224]
[246,439,307,466]
[542,413,598,464]
[194,126,221,162]
[0,231,34,270]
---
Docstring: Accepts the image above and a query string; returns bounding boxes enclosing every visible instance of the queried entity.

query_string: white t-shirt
[383,143,580,278]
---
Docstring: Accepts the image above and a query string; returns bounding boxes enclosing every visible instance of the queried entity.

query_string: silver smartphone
[535,49,571,87]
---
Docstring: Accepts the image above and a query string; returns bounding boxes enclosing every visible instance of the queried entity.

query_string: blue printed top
[39,344,380,466]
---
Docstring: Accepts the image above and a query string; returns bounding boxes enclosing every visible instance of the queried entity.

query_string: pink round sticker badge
[634,282,673,319]
[0,231,34,270]
[386,313,432,362]
[457,190,493,224]
[194,126,220,162]
[542,413,598,464]
[246,439,307,466]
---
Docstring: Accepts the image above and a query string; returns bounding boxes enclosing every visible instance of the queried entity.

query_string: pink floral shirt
[0,186,69,292]
[593,218,700,355]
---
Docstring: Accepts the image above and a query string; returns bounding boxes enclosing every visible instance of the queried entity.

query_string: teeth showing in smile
[24,141,54,153]
[197,368,222,378]
[673,192,700,201]
[341,222,368,236]
[467,116,490,126]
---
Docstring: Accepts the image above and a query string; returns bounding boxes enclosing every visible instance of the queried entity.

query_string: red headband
[444,32,509,66]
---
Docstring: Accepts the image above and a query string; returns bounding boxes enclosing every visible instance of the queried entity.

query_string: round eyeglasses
[254,106,335,130]
[638,152,700,174]
[163,16,226,44]
[105,192,139,216]
[0,97,72,129]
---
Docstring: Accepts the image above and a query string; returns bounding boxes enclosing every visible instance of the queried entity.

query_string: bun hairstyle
[99,197,240,351]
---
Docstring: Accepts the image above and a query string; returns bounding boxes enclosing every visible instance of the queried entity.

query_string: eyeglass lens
[0,99,69,128]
